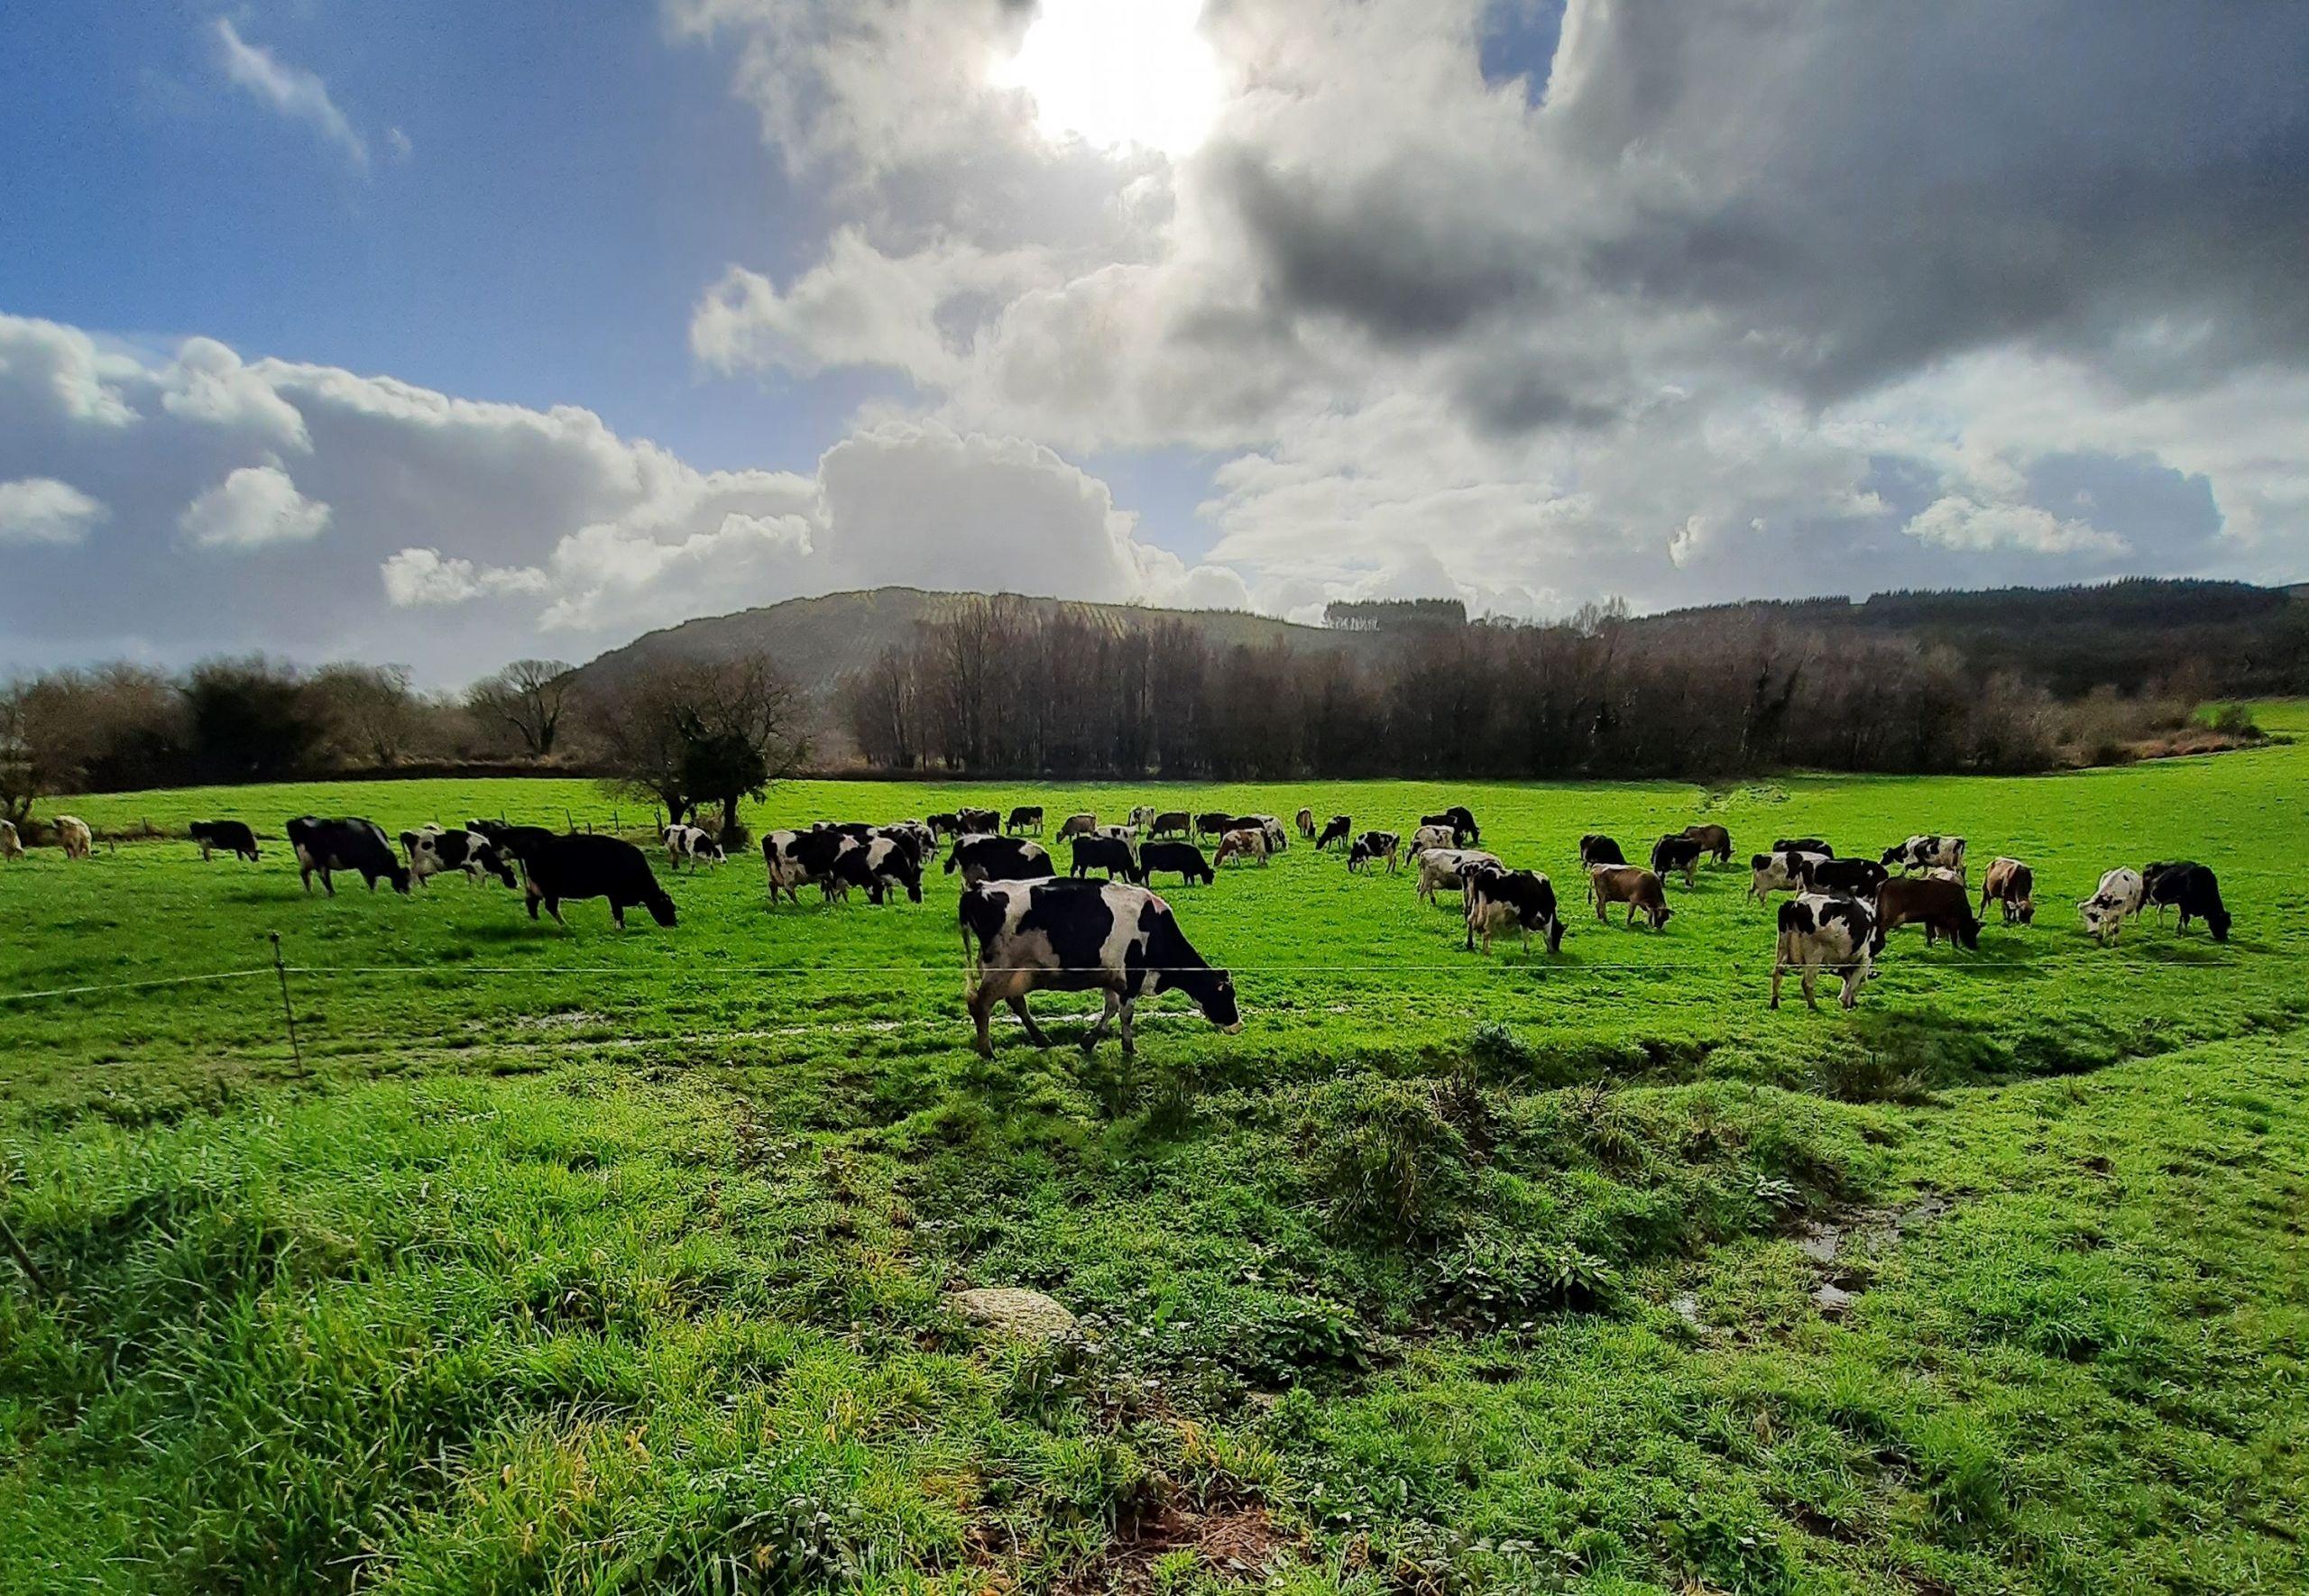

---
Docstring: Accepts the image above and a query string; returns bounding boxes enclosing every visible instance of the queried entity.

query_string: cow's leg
[968,982,998,1057]
[1626,903,1639,928]
[1081,991,1121,1052]
[1801,967,1819,1011]
[319,867,335,898]
[1770,954,1784,1009]
[547,897,566,925]
[1008,995,1053,1049]
[526,885,542,920]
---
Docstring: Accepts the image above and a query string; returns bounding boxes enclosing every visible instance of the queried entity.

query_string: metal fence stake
[270,931,305,1073]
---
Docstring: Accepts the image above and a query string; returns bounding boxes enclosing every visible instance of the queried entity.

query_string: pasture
[2,726,2305,1591]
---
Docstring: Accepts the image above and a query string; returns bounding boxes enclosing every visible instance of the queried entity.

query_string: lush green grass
[2,737,2304,1591]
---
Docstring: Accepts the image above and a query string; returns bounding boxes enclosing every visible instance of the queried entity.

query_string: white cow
[2079,867,2147,945]
[0,819,21,861]
[54,815,93,860]
[1747,848,1829,903]
[1127,805,1158,833]
[1771,893,1878,1010]
[1411,823,1458,855]
[664,823,724,871]
[1416,848,1502,904]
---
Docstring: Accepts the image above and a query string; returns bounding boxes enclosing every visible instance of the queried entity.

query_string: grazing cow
[1214,828,1270,867]
[1588,865,1671,930]
[1412,823,1458,855]
[1578,833,1625,869]
[1748,849,1829,903]
[1316,814,1352,852]
[1194,811,1233,839]
[1881,834,1967,881]
[1128,805,1158,833]
[1773,838,1833,858]
[54,814,94,860]
[1056,812,1099,842]
[1800,857,1890,901]
[2143,861,2231,940]
[664,824,725,871]
[763,828,860,903]
[959,878,1240,1057]
[927,812,961,839]
[1416,848,1501,903]
[1234,813,1288,852]
[1296,807,1316,839]
[0,819,20,861]
[1007,805,1044,835]
[1140,839,1214,885]
[2078,867,2147,945]
[1680,823,1734,865]
[1771,894,1877,1010]
[1090,823,1136,842]
[1463,866,1566,956]
[1348,830,1401,875]
[523,834,676,929]
[957,806,1002,836]
[943,833,1056,886]
[1650,833,1706,887]
[1412,805,1477,845]
[190,820,260,862]
[404,828,518,888]
[884,820,936,862]
[1072,834,1143,883]
[1978,857,2035,925]
[1872,876,1982,952]
[286,816,409,895]
[852,835,925,904]
[1151,810,1191,839]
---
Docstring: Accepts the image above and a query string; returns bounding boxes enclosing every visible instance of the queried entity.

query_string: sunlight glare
[992,0,1222,160]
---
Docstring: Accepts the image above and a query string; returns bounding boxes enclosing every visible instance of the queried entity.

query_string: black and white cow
[1411,823,1458,855]
[853,834,925,903]
[524,834,676,929]
[958,878,1241,1057]
[1128,805,1159,833]
[1650,833,1706,886]
[1072,833,1143,883]
[1771,894,1877,1010]
[1416,848,1502,903]
[664,823,725,871]
[763,827,860,903]
[1748,848,1830,903]
[1773,838,1833,858]
[1462,866,1566,956]
[1139,840,1214,885]
[1245,813,1289,852]
[943,833,1056,886]
[1578,833,1625,869]
[1348,830,1401,874]
[403,826,518,888]
[1881,834,1967,881]
[1419,805,1480,846]
[1007,805,1044,835]
[2079,867,2147,945]
[2143,861,2231,940]
[190,820,260,862]
[957,806,1002,836]
[287,816,410,895]
[1800,856,1889,901]
[1316,814,1353,852]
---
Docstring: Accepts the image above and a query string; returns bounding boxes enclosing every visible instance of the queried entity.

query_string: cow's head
[2205,904,2232,941]
[387,863,413,894]
[479,843,518,889]
[1879,845,1905,867]
[1175,966,1241,1032]
[645,884,678,928]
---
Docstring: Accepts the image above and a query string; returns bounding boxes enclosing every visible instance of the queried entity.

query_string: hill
[574,585,1398,702]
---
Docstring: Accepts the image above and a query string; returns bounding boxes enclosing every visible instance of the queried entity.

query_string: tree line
[839,595,2235,780]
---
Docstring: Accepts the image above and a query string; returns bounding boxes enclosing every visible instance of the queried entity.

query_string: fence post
[270,931,305,1073]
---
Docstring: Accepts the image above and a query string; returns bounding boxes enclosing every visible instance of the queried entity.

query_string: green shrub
[1298,1078,1474,1243]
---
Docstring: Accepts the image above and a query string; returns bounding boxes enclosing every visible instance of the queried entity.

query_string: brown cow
[1979,857,2035,924]
[1871,876,1982,953]
[1214,828,1270,867]
[1680,823,1733,864]
[1588,865,1672,930]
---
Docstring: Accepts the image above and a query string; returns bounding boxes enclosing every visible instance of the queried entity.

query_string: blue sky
[1,2,2302,684]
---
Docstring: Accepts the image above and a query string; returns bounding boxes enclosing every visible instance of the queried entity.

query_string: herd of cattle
[1,802,2235,1050]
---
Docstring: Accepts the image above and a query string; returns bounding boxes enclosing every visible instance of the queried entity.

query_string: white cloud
[381,546,549,606]
[0,477,106,547]
[212,17,370,170]
[1904,496,2129,557]
[179,465,332,550]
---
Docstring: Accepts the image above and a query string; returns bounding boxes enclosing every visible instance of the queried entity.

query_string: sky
[3,1,2305,687]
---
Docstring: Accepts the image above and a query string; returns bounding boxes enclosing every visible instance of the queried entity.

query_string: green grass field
[3,721,2304,1591]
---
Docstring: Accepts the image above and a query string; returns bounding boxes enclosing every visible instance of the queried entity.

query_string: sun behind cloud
[990,0,1221,159]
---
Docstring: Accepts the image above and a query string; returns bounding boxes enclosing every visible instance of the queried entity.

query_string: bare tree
[465,658,575,757]
[0,674,100,824]
[309,663,419,767]
[582,652,810,834]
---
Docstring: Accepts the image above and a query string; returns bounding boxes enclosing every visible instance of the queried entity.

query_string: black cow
[523,834,676,929]
[1072,834,1142,883]
[287,816,409,895]
[190,820,260,862]
[1801,857,1889,901]
[1316,814,1352,852]
[1007,805,1044,835]
[927,812,961,839]
[1150,810,1191,839]
[1194,811,1233,840]
[958,878,1240,1057]
[1420,805,1480,845]
[469,821,559,874]
[1140,840,1214,885]
[1463,866,1566,956]
[2143,861,2231,940]
[1650,833,1706,886]
[1578,833,1625,868]
[943,833,1055,885]
[1773,838,1833,858]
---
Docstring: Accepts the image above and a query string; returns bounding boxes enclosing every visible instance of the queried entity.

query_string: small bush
[1298,1077,1475,1243]
[1430,1234,1617,1325]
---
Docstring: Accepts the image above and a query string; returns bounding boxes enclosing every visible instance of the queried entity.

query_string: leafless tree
[309,663,420,767]
[465,658,576,757]
[581,652,810,830]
